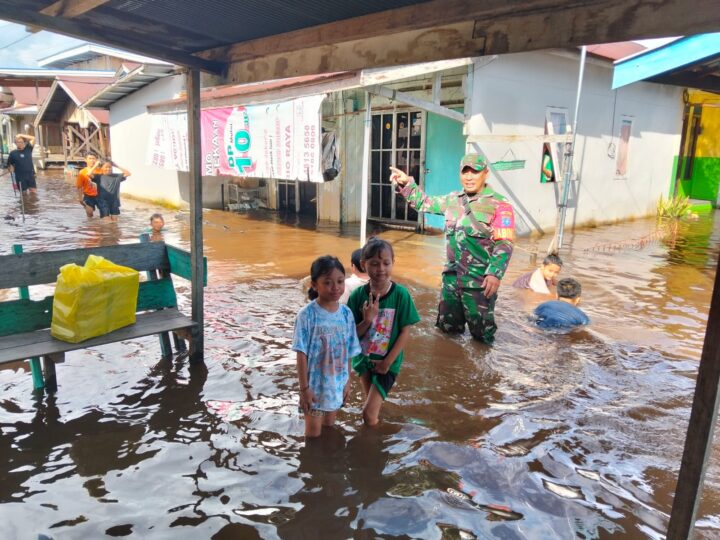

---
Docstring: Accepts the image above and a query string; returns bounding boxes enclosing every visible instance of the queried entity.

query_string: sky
[0,22,86,68]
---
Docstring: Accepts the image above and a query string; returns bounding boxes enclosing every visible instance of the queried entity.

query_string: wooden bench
[0,242,207,393]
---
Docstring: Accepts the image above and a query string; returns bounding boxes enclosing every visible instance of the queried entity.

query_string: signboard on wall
[147,94,325,182]
[147,113,189,172]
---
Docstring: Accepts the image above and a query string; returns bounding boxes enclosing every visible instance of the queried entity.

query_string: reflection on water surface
[1,174,719,538]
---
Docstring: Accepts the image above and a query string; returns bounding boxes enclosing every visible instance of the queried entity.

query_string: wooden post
[12,244,44,392]
[667,252,720,538]
[42,353,61,394]
[360,91,371,247]
[98,124,107,158]
[62,125,68,167]
[139,234,172,358]
[186,69,204,363]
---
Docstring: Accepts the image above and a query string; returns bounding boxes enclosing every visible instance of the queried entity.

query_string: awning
[83,64,177,109]
[147,58,472,113]
[0,105,38,116]
[612,33,720,92]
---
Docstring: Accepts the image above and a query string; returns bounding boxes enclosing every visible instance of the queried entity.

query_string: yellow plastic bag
[51,255,140,343]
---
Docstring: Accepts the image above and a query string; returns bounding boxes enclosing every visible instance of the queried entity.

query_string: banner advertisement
[147,112,189,172]
[147,94,325,182]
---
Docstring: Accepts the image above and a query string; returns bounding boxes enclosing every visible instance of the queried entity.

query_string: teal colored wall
[423,112,465,229]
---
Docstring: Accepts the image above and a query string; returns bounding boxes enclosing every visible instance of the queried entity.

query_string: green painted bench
[0,242,207,393]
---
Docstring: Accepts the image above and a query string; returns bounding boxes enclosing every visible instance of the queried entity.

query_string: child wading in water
[347,238,420,426]
[293,256,361,437]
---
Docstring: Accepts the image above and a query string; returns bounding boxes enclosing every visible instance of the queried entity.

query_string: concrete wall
[109,74,225,209]
[467,51,684,235]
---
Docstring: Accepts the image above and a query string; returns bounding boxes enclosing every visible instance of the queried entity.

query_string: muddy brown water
[1,173,719,539]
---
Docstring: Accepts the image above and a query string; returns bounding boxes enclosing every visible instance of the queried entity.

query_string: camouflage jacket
[398,180,515,286]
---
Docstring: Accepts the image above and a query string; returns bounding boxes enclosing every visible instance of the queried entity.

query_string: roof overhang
[0,68,115,87]
[0,0,718,84]
[0,105,38,116]
[39,43,171,69]
[83,64,178,109]
[613,32,720,92]
[146,58,472,113]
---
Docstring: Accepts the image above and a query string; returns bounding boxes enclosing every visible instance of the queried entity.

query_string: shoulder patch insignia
[492,202,515,241]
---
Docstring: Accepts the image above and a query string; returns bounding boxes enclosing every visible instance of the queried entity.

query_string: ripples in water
[1,173,720,538]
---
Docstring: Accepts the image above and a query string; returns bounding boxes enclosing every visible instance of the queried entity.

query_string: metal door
[369,110,423,223]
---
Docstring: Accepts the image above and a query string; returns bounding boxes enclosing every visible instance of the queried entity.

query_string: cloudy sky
[0,22,86,68]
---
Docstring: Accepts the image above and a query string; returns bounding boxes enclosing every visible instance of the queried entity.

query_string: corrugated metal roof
[586,42,646,61]
[147,71,362,112]
[39,43,169,69]
[88,108,109,125]
[6,86,51,106]
[57,77,116,104]
[35,77,115,124]
[111,0,426,46]
[0,0,430,73]
[83,64,177,108]
[0,105,38,116]
[613,33,720,92]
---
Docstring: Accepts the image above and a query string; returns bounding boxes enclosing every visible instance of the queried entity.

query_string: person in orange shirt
[77,153,98,217]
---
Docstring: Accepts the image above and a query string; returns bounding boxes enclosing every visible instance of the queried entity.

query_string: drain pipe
[551,45,587,253]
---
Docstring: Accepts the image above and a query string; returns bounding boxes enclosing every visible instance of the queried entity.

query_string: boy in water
[513,254,562,295]
[340,248,369,304]
[77,153,98,217]
[534,278,589,329]
[146,213,165,242]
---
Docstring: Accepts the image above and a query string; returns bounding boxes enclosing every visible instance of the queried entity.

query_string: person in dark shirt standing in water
[7,134,37,194]
[91,160,131,221]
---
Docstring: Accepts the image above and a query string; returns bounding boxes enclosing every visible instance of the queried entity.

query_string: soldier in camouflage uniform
[390,154,515,344]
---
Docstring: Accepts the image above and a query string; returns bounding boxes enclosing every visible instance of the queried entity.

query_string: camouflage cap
[460,153,488,171]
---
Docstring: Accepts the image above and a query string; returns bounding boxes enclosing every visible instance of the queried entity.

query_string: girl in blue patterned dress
[293,256,361,437]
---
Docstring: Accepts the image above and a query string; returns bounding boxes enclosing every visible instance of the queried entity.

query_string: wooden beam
[367,85,465,123]
[431,73,442,105]
[648,73,720,93]
[212,0,720,84]
[467,133,573,143]
[40,0,110,18]
[667,252,720,538]
[186,69,204,364]
[0,10,225,75]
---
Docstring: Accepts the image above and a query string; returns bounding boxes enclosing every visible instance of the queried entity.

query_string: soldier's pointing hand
[389,166,411,187]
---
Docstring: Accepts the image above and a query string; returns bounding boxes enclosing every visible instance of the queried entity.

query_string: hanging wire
[0,32,34,51]
[607,89,619,158]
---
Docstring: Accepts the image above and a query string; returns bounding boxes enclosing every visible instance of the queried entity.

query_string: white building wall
[467,51,684,235]
[109,74,225,209]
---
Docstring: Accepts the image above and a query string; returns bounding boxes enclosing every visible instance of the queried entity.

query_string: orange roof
[56,77,116,105]
[7,86,51,106]
[586,42,646,61]
[149,71,357,109]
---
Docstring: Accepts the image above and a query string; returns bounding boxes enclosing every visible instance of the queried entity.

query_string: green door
[423,112,466,229]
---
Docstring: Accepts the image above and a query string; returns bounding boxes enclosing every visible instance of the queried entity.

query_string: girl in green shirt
[347,238,420,427]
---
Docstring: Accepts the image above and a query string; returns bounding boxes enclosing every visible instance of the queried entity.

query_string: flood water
[1,172,719,539]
